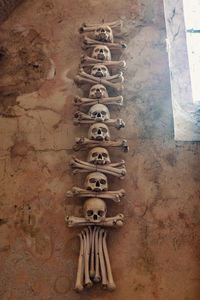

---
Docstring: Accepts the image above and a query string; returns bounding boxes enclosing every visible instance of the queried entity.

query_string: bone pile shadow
[65,20,128,292]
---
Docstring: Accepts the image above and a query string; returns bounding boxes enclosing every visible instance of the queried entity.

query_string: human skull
[83,198,107,223]
[88,104,110,122]
[91,64,110,78]
[92,45,111,61]
[87,147,111,165]
[89,84,108,99]
[88,123,110,141]
[84,172,108,191]
[94,25,113,43]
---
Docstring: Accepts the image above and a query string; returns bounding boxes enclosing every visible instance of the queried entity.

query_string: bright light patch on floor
[183,0,200,103]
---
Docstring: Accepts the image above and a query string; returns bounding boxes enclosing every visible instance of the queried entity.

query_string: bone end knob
[107,282,116,292]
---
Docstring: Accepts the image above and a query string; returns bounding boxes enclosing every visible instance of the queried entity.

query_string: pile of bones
[66,20,128,292]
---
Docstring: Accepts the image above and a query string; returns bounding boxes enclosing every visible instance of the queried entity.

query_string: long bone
[82,36,126,50]
[75,233,84,292]
[103,231,116,291]
[81,55,126,70]
[75,75,123,92]
[83,228,93,288]
[80,20,123,33]
[94,227,101,282]
[66,187,125,203]
[73,137,129,153]
[73,111,125,129]
[90,227,96,279]
[79,67,124,83]
[70,157,126,179]
[99,229,107,288]
[73,95,123,107]
[65,214,124,228]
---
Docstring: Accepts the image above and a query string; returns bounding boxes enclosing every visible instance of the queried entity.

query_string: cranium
[92,45,111,61]
[94,25,113,43]
[83,198,107,223]
[88,104,110,122]
[87,147,111,165]
[88,123,110,141]
[91,64,110,78]
[84,172,108,191]
[89,84,109,99]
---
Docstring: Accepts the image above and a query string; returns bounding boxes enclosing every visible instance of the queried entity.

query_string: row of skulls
[66,21,127,291]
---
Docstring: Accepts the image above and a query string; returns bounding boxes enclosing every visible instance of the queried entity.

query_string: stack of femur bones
[65,20,128,292]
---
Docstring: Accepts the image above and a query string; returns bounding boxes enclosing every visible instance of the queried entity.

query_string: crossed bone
[82,36,126,51]
[80,55,126,71]
[73,95,123,107]
[73,137,129,152]
[70,156,126,179]
[79,20,123,34]
[75,71,123,92]
[66,187,125,203]
[75,227,116,292]
[73,111,125,129]
[66,214,124,228]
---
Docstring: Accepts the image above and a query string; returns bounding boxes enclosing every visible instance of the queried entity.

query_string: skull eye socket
[92,152,98,157]
[87,210,93,216]
[92,127,97,133]
[91,88,96,92]
[95,48,99,53]
[92,111,97,116]
[101,127,107,133]
[100,179,106,184]
[92,67,98,72]
[98,210,104,217]
[89,178,96,183]
[104,49,108,53]
[101,111,106,115]
[102,153,107,158]
[102,67,107,71]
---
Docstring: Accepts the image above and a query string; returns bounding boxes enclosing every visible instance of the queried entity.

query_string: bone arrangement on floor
[66,20,128,292]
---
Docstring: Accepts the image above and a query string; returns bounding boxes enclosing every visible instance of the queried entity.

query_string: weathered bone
[73,111,125,129]
[99,229,108,288]
[75,75,123,92]
[83,228,93,288]
[81,55,126,70]
[94,227,101,283]
[75,233,84,292]
[80,20,123,33]
[66,187,125,203]
[82,36,126,50]
[65,214,124,228]
[90,226,96,279]
[103,231,116,291]
[70,157,126,179]
[73,95,123,107]
[73,137,129,152]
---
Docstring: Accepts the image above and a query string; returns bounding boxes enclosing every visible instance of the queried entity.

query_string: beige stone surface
[0,0,200,299]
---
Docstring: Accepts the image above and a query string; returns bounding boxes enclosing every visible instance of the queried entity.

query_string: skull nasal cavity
[97,113,101,117]
[96,88,100,92]
[101,29,105,32]
[96,181,100,187]
[98,154,102,159]
[100,49,103,53]
[98,68,101,71]
[93,214,98,220]
[98,129,101,134]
